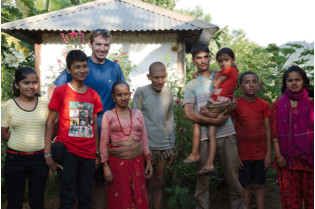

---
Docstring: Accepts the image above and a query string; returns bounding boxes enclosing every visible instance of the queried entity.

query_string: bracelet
[102,161,109,167]
[44,153,52,158]
[275,155,282,159]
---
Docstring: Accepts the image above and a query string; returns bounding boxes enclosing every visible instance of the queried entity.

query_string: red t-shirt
[231,97,270,160]
[49,84,103,159]
[211,67,238,101]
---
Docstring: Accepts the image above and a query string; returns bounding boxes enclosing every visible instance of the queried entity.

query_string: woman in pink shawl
[100,81,153,209]
[270,65,314,209]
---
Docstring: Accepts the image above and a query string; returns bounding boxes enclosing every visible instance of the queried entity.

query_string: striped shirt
[1,97,49,151]
[183,72,236,140]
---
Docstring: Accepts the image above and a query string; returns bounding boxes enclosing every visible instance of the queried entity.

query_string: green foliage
[107,49,136,83]
[1,141,8,202]
[165,186,191,209]
[176,5,212,22]
[142,0,176,10]
[163,84,196,208]
[1,0,23,23]
[15,0,41,17]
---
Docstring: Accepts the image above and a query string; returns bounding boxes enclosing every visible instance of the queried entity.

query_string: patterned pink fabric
[107,152,149,209]
[100,109,150,164]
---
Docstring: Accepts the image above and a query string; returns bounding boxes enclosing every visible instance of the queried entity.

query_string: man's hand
[167,154,174,165]
[200,106,219,118]
[238,157,243,169]
[45,156,63,170]
[192,71,199,79]
[264,152,271,169]
[95,157,100,169]
[275,155,287,168]
[145,160,153,179]
[103,166,114,183]
[213,110,229,125]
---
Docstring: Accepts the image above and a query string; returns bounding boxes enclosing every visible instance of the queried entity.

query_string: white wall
[40,32,182,94]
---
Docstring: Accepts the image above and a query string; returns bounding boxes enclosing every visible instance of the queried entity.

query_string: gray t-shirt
[132,85,175,150]
[183,73,236,140]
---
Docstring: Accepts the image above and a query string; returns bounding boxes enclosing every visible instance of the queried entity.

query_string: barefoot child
[231,72,271,209]
[184,47,238,175]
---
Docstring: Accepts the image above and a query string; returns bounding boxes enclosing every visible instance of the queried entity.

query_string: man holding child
[183,43,245,209]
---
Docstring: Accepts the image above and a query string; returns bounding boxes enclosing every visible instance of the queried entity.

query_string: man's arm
[166,95,175,148]
[48,69,69,98]
[1,127,10,141]
[184,103,228,126]
[131,88,142,110]
[44,109,63,170]
[48,83,56,99]
[264,118,272,169]
[200,97,237,118]
[225,99,237,115]
[93,114,100,169]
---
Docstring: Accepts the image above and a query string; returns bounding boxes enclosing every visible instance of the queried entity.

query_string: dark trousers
[4,151,49,209]
[58,148,95,209]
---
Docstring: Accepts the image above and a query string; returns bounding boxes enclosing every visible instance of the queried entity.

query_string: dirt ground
[1,178,282,209]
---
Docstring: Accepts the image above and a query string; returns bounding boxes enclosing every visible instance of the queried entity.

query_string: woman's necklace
[115,107,132,136]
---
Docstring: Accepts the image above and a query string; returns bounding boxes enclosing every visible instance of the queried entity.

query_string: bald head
[149,62,166,75]
[147,62,167,92]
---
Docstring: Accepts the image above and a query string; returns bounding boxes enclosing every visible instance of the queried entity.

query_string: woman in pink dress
[100,81,153,209]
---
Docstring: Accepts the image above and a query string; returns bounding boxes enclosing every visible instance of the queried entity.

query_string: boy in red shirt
[44,50,103,208]
[231,71,271,209]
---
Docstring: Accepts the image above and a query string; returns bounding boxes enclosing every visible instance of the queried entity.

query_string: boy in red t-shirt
[44,50,103,208]
[231,71,271,209]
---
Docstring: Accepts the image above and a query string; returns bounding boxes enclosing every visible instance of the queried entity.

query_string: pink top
[100,109,150,163]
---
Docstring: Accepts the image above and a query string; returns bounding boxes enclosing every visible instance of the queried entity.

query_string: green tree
[176,5,211,22]
[142,0,176,10]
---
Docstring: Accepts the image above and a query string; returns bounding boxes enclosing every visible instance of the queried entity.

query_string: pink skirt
[107,149,148,209]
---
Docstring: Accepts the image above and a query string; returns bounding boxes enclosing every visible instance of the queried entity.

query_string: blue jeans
[58,148,95,209]
[4,149,49,209]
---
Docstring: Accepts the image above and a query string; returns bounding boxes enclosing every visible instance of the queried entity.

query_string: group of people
[1,28,313,209]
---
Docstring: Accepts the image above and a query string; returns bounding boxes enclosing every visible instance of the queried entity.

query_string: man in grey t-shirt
[132,62,175,209]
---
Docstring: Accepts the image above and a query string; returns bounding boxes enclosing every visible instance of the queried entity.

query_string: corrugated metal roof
[1,0,218,32]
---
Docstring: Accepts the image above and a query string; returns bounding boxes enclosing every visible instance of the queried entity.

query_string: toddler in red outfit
[184,48,238,175]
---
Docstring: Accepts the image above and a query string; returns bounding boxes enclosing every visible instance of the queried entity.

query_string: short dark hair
[191,43,210,59]
[111,81,130,95]
[12,67,40,97]
[216,47,235,61]
[149,62,166,75]
[66,50,88,69]
[239,71,259,84]
[89,29,111,44]
[281,65,314,97]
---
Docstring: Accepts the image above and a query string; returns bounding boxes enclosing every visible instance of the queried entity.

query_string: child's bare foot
[196,165,215,175]
[183,154,200,164]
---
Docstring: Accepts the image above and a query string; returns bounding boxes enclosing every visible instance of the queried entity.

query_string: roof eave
[185,26,219,53]
[2,29,42,45]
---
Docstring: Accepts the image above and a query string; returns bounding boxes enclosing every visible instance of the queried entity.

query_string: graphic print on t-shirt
[69,101,94,138]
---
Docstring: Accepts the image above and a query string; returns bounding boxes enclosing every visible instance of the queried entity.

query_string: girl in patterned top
[1,67,49,208]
